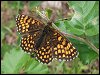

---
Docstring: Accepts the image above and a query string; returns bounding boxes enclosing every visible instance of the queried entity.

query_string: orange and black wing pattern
[16,14,45,54]
[16,14,79,64]
[50,27,79,61]
[34,25,79,64]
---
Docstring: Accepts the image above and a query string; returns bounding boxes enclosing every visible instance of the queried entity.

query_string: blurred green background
[1,1,99,74]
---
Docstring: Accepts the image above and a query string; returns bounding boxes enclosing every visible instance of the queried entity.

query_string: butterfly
[16,14,79,64]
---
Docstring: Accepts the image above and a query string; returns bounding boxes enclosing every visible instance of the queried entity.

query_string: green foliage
[1,48,49,74]
[1,1,99,74]
[65,1,99,36]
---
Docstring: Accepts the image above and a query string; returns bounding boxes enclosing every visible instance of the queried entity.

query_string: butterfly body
[16,14,79,64]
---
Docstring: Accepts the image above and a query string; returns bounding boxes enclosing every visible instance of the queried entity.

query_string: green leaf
[87,35,99,48]
[85,24,99,36]
[78,44,98,64]
[58,21,67,33]
[84,1,99,23]
[1,44,14,58]
[69,38,98,64]
[82,1,96,17]
[64,21,84,35]
[1,49,29,74]
[25,62,49,74]
[67,1,99,37]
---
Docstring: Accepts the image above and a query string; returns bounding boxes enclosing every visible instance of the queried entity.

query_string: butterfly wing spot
[30,45,33,48]
[26,25,29,28]
[26,47,28,50]
[60,45,64,48]
[62,49,65,53]
[40,56,42,59]
[41,47,44,49]
[48,49,51,53]
[66,51,68,54]
[70,49,73,52]
[24,47,25,49]
[74,52,76,54]
[58,36,62,41]
[59,55,61,58]
[55,51,57,55]
[21,17,23,20]
[68,51,71,54]
[39,51,42,54]
[49,58,52,60]
[73,46,76,49]
[27,18,32,23]
[34,34,37,36]
[26,29,28,32]
[22,30,25,33]
[62,39,66,45]
[54,33,57,35]
[69,42,72,45]
[64,47,67,50]
[25,23,28,25]
[32,20,35,24]
[22,14,25,17]
[72,53,74,56]
[54,47,57,50]
[66,56,68,58]
[58,49,61,53]
[46,46,50,49]
[42,52,44,55]
[22,26,25,29]
[20,22,24,24]
[37,22,40,25]
[47,41,49,44]
[47,55,49,58]
[57,44,60,48]
[63,54,65,57]
[23,41,26,44]
[28,44,30,47]
[44,55,46,58]
[37,54,39,57]
[20,20,23,22]
[18,28,21,31]
[21,40,23,43]
[67,43,71,49]
[66,45,69,50]
[24,16,28,22]
[46,60,48,63]
[25,43,27,46]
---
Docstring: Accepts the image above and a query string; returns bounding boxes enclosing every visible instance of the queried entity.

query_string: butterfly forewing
[35,34,53,64]
[16,14,45,34]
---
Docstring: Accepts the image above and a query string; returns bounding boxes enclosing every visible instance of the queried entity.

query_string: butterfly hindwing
[35,34,53,64]
[50,28,79,61]
[20,31,43,54]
